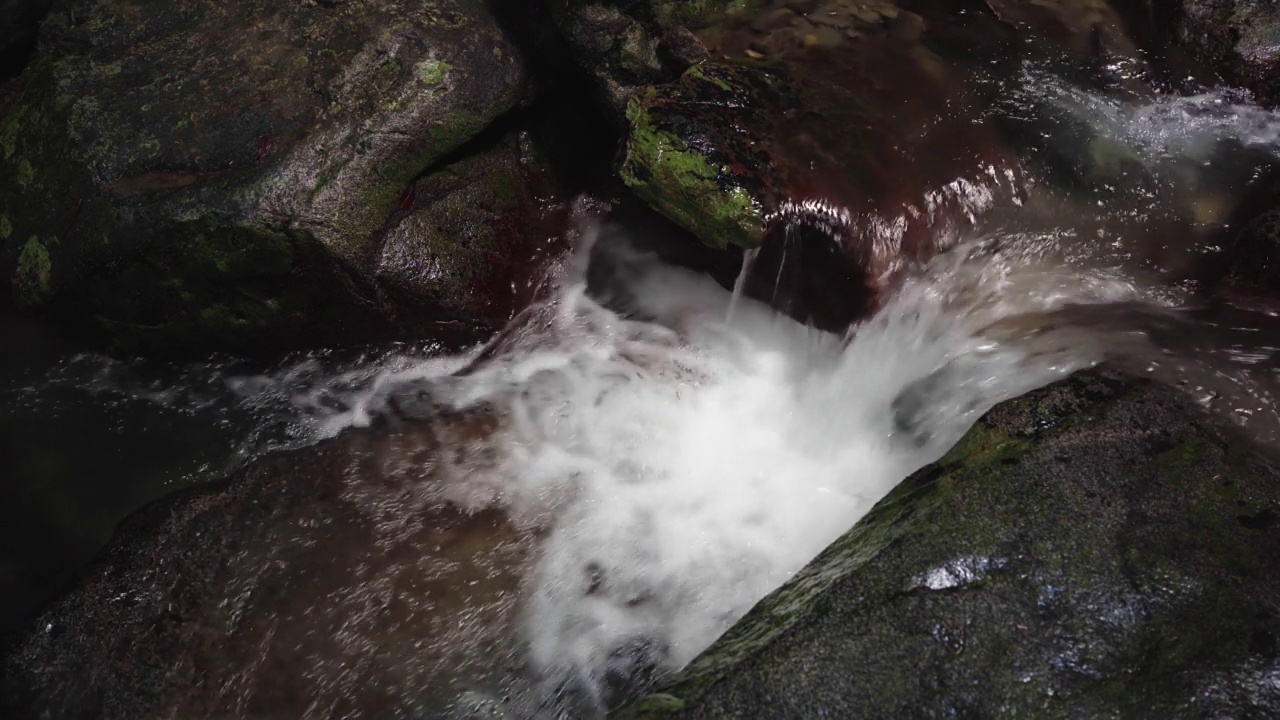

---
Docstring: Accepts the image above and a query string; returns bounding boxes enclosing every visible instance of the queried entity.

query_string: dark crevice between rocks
[474,0,792,325]
[0,0,51,81]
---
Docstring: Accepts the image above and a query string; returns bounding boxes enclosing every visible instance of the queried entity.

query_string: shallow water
[6,68,1280,716]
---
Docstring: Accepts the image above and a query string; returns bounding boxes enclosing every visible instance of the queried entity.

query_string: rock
[616,10,1030,328]
[1218,168,1280,292]
[1,407,538,720]
[372,129,570,337]
[1175,0,1280,106]
[546,0,712,113]
[0,0,51,79]
[0,0,527,354]
[751,8,799,32]
[618,64,781,251]
[615,370,1280,719]
[983,0,1144,63]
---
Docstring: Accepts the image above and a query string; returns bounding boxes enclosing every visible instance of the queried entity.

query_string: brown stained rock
[372,131,572,334]
[1,408,537,720]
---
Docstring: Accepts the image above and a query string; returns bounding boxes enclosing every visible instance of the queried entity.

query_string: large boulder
[616,371,1280,718]
[0,0,529,353]
[0,404,535,719]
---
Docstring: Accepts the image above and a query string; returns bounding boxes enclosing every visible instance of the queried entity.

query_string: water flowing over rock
[0,0,530,353]
[616,371,1280,719]
[560,0,1183,330]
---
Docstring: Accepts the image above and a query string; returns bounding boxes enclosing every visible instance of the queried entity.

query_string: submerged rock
[617,371,1280,718]
[0,0,528,353]
[1,407,537,720]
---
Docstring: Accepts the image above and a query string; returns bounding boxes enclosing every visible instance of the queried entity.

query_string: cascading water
[7,73,1280,718]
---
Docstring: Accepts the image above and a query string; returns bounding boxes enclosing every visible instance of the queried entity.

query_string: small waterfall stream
[6,67,1280,719]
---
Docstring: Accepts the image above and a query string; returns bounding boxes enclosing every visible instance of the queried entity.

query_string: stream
[6,58,1280,718]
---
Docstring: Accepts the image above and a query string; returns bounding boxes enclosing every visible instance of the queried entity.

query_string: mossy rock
[619,63,781,249]
[0,0,527,353]
[616,370,1280,718]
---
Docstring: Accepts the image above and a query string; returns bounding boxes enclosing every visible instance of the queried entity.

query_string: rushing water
[6,74,1280,716]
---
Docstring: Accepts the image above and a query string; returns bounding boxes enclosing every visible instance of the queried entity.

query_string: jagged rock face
[617,371,1280,719]
[0,0,529,353]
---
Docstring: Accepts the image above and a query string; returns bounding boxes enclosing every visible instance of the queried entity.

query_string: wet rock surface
[617,370,1280,719]
[0,406,536,720]
[614,4,1031,253]
[1174,0,1280,106]
[373,128,572,335]
[0,0,529,354]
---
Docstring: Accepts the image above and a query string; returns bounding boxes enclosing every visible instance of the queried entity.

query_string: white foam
[381,227,1147,712]
[1017,67,1280,167]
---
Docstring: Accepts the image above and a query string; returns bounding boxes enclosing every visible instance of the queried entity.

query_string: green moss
[13,235,52,306]
[0,110,18,159]
[620,93,764,249]
[685,64,733,92]
[417,58,451,86]
[16,159,34,187]
[611,693,686,719]
[937,422,1030,469]
[0,214,10,239]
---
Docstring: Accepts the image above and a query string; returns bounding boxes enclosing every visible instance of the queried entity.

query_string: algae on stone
[619,66,772,249]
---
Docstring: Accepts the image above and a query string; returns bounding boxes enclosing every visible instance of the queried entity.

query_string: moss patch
[416,58,451,86]
[620,91,764,249]
[13,236,52,306]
